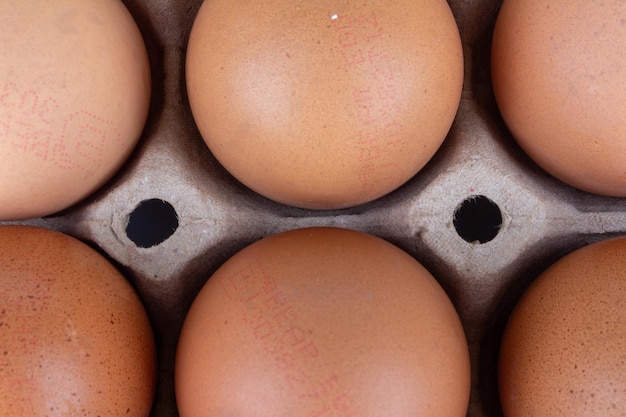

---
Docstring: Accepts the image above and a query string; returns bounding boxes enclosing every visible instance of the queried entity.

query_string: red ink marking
[9,119,54,163]
[0,82,19,108]
[282,325,308,347]
[334,13,405,192]
[352,87,374,104]
[0,115,9,139]
[57,110,112,172]
[19,90,40,116]
[469,187,475,193]
[298,341,320,360]
[10,119,34,152]
[334,14,383,42]
[219,249,364,416]
[39,97,60,125]
[341,48,366,67]
[356,122,403,162]
[337,29,358,48]
[310,376,363,417]
[0,82,118,174]
[219,261,274,303]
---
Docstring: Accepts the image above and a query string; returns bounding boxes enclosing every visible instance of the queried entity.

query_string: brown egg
[186,0,463,209]
[491,0,626,196]
[0,226,157,417]
[175,227,470,417]
[0,0,151,220]
[498,237,626,417]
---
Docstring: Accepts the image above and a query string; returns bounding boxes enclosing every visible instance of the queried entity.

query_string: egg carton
[3,0,626,416]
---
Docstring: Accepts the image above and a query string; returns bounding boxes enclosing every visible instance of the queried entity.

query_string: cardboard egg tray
[4,0,626,416]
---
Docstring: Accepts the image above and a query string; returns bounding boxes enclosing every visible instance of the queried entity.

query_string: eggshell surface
[0,0,151,220]
[498,236,626,417]
[186,0,463,209]
[0,225,157,417]
[175,227,470,417]
[491,0,626,196]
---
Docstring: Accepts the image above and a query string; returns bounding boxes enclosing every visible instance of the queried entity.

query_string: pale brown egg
[491,0,626,196]
[185,0,463,209]
[175,227,470,417]
[0,225,157,417]
[498,237,626,417]
[0,0,151,220]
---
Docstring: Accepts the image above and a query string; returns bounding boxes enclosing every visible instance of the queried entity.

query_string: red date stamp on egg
[333,13,406,191]
[219,249,365,417]
[0,81,121,174]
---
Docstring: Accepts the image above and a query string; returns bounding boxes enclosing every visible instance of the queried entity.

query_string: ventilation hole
[453,195,502,244]
[126,199,179,248]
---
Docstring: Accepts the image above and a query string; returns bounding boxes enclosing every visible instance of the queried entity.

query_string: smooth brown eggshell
[186,0,463,209]
[0,0,151,220]
[175,227,470,417]
[491,0,626,196]
[498,236,626,417]
[0,225,157,417]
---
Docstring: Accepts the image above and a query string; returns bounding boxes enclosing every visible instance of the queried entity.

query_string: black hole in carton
[453,195,502,244]
[126,199,179,248]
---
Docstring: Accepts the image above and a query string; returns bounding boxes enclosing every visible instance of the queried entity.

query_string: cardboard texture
[3,1,626,416]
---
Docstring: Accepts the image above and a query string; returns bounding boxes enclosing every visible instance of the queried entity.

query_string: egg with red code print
[185,0,463,209]
[0,225,157,417]
[0,0,151,220]
[175,227,471,417]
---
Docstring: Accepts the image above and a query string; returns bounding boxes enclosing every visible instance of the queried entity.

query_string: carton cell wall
[3,1,626,417]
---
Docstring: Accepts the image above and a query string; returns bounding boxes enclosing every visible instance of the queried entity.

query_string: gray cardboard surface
[3,1,626,416]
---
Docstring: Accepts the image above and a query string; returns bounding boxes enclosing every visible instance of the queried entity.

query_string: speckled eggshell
[491,0,626,196]
[185,0,463,209]
[0,226,157,417]
[0,0,151,220]
[175,227,470,417]
[498,236,626,417]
